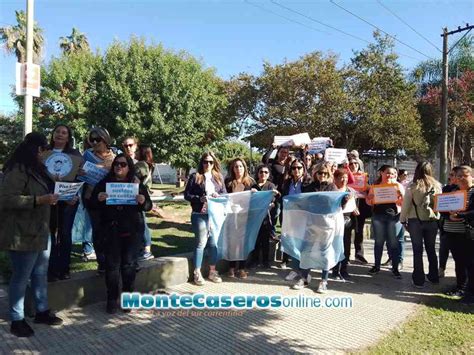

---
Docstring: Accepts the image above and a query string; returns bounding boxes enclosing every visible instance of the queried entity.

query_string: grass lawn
[360,294,474,354]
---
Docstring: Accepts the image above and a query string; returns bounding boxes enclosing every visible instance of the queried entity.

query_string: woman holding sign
[366,166,405,278]
[400,162,441,288]
[45,124,84,282]
[184,152,226,286]
[90,154,152,314]
[0,133,63,337]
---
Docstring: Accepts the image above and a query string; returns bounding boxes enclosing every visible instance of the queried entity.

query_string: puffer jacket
[0,164,52,251]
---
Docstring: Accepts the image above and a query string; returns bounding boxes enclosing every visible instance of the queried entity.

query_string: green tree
[90,38,232,169]
[0,113,23,164]
[37,50,102,142]
[212,140,262,172]
[231,52,349,149]
[344,31,427,154]
[59,27,90,54]
[0,10,44,63]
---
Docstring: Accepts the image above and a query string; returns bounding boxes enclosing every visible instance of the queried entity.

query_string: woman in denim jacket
[184,152,226,285]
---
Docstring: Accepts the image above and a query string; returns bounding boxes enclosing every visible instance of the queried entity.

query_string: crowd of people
[0,126,473,339]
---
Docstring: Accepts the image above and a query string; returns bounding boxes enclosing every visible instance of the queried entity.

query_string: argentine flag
[208,190,275,261]
[281,192,348,270]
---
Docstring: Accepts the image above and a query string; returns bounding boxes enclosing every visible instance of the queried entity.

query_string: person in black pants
[90,154,152,314]
[249,164,278,268]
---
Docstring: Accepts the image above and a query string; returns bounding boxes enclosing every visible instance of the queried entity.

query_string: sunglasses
[317,171,329,176]
[90,137,102,144]
[291,166,304,170]
[203,160,214,165]
[259,170,270,174]
[113,161,128,168]
[123,144,135,148]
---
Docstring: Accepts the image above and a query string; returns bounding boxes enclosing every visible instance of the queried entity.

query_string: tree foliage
[59,27,90,54]
[0,113,23,164]
[0,10,44,63]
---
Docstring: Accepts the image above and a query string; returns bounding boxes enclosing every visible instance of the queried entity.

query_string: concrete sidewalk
[0,239,458,354]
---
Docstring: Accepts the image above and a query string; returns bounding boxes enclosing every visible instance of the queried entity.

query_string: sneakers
[438,267,445,278]
[316,281,328,294]
[280,262,288,270]
[237,270,248,279]
[392,269,402,279]
[138,251,154,261]
[368,266,380,275]
[82,252,97,261]
[208,270,222,283]
[194,270,205,286]
[292,278,307,290]
[285,270,299,281]
[11,319,34,337]
[446,288,465,297]
[355,255,368,264]
[34,310,63,326]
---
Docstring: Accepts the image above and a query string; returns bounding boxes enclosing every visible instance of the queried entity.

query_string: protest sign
[43,151,81,181]
[308,137,331,154]
[273,133,312,147]
[273,136,293,147]
[433,191,467,212]
[342,196,357,213]
[78,161,109,186]
[54,182,84,201]
[324,148,347,164]
[106,183,139,205]
[349,173,368,191]
[372,184,399,204]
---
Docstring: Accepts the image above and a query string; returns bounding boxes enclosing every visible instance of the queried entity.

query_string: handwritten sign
[324,148,347,164]
[308,137,331,154]
[273,133,312,147]
[54,182,84,201]
[372,184,399,204]
[349,173,368,191]
[78,161,109,186]
[434,191,467,212]
[106,183,139,205]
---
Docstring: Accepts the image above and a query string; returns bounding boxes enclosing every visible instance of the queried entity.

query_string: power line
[375,0,441,52]
[329,0,434,59]
[271,0,370,44]
[270,0,423,61]
[244,0,331,36]
[448,27,472,54]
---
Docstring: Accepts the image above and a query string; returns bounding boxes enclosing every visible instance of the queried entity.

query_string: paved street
[0,239,458,354]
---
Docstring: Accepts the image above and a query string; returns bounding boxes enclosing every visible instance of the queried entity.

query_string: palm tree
[0,10,44,63]
[59,27,90,54]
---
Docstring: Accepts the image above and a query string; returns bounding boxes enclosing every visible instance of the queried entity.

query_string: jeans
[8,239,51,321]
[439,232,450,269]
[447,232,469,289]
[192,213,217,269]
[372,214,402,270]
[143,212,152,247]
[388,225,406,262]
[104,233,140,302]
[49,202,78,276]
[408,219,439,285]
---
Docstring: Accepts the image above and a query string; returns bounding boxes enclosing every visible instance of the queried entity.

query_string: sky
[0,0,472,114]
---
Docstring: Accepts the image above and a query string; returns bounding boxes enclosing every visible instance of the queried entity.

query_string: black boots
[34,310,63,326]
[11,319,34,337]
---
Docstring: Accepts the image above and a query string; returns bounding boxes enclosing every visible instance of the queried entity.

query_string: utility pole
[439,23,473,183]
[24,0,34,136]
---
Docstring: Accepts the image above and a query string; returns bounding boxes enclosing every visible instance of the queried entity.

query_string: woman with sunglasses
[90,154,152,314]
[225,158,256,278]
[292,162,339,293]
[347,158,369,264]
[249,165,278,268]
[366,165,405,278]
[46,124,84,282]
[81,127,116,272]
[0,133,63,337]
[184,152,226,285]
[280,159,311,275]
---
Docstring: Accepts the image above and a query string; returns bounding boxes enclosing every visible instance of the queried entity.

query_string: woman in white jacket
[400,162,441,288]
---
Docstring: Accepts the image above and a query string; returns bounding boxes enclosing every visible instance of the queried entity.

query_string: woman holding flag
[184,152,226,286]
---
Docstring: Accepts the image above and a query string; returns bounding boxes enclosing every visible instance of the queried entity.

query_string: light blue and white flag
[281,192,348,270]
[208,190,274,261]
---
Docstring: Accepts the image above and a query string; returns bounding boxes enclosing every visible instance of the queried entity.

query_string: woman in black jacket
[90,154,152,314]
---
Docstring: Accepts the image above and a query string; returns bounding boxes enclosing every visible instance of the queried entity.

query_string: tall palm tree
[0,10,44,63]
[59,27,90,54]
